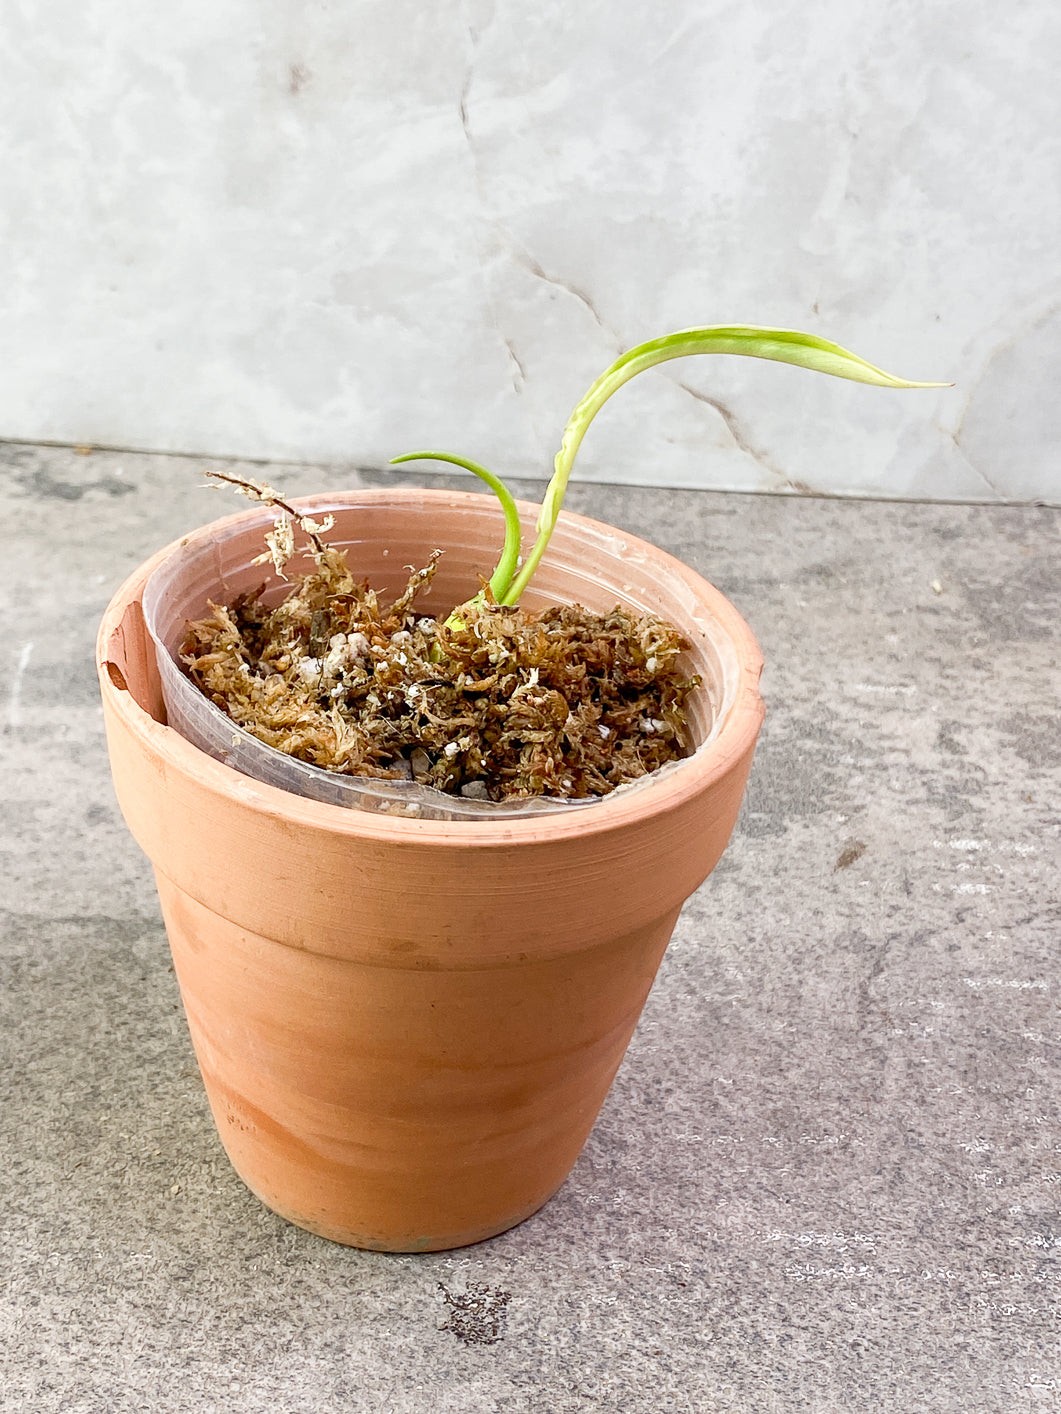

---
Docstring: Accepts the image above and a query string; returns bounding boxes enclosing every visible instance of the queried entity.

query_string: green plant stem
[389,451,523,603]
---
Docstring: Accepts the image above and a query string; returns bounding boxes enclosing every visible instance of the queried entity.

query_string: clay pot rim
[97,486,764,847]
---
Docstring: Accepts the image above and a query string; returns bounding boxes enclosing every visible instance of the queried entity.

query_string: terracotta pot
[97,489,763,1251]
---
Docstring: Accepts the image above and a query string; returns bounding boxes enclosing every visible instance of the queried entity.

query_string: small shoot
[393,324,949,607]
[388,451,522,604]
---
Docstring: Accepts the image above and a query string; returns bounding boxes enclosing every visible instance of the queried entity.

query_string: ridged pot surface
[97,489,763,1250]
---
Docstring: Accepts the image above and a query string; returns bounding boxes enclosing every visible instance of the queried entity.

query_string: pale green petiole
[389,450,523,602]
[501,324,949,604]
[394,324,949,609]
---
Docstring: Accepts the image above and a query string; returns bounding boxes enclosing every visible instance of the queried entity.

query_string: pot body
[98,490,763,1250]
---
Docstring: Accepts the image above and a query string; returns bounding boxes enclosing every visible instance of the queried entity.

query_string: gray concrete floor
[2,442,1059,1413]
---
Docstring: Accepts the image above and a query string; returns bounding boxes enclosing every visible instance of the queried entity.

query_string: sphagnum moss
[181,544,698,800]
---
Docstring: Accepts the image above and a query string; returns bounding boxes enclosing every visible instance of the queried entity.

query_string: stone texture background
[1,1,1058,500]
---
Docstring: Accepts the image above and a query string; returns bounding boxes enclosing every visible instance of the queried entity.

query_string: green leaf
[500,325,949,603]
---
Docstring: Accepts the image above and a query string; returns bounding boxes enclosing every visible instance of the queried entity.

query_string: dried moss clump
[181,547,701,802]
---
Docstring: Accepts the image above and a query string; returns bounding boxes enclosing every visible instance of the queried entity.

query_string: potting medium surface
[140,492,740,820]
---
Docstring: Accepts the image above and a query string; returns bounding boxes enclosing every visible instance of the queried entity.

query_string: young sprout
[393,324,948,607]
[387,451,522,604]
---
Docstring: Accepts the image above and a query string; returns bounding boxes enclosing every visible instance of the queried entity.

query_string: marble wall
[1,0,1057,501]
